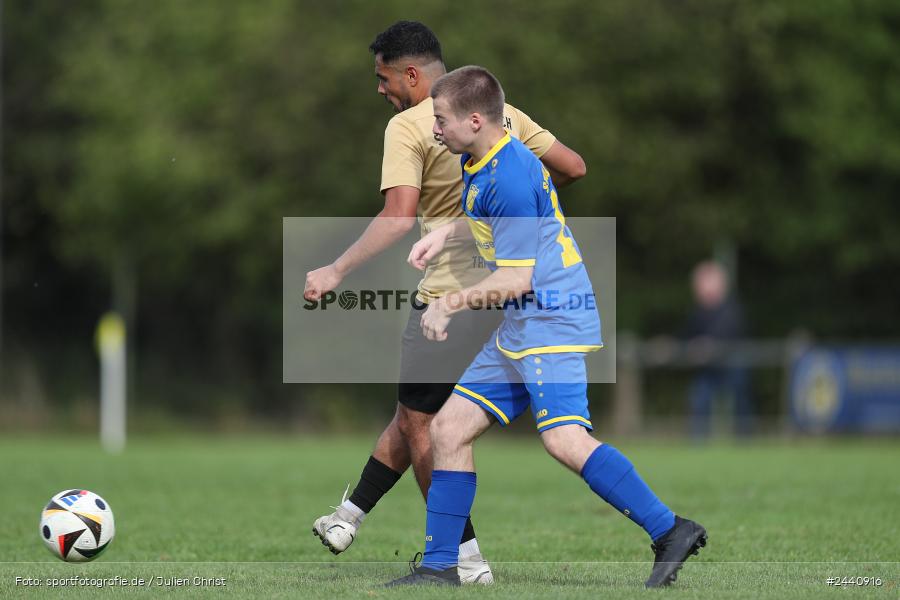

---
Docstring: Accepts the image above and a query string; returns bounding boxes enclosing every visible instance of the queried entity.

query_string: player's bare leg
[394,403,433,498]
[539,425,707,588]
[387,394,494,586]
[538,423,599,472]
[430,393,493,471]
[401,400,493,583]
[372,404,414,472]
[396,401,482,547]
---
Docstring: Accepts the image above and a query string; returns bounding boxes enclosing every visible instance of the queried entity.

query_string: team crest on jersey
[466,183,480,211]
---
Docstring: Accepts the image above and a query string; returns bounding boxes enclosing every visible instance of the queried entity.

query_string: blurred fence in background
[613,335,900,438]
[5,329,900,439]
[613,333,811,437]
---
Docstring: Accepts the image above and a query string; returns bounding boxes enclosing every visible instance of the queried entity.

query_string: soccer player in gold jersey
[305,21,586,584]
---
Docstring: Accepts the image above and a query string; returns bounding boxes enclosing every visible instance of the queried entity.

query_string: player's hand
[304,264,343,301]
[408,225,452,271]
[420,301,451,341]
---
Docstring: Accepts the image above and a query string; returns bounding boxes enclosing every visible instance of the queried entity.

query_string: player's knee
[428,411,449,445]
[429,410,463,450]
[383,405,403,432]
[541,432,568,462]
[540,426,582,465]
[397,405,432,440]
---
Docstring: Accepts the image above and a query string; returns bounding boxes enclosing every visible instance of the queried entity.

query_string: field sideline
[1,435,897,599]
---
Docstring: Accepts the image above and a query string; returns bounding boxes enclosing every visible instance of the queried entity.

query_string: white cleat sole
[458,555,494,585]
[312,517,356,555]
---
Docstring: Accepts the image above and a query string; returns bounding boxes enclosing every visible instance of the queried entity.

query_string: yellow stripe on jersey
[495,258,536,267]
[466,218,496,262]
[464,133,512,175]
[536,415,593,430]
[453,385,511,425]
[547,181,582,268]
[496,335,603,359]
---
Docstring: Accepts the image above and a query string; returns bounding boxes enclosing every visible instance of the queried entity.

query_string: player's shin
[422,470,477,570]
[580,444,675,541]
[347,455,403,515]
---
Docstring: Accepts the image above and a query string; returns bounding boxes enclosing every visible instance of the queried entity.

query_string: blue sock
[422,470,477,570]
[580,444,675,541]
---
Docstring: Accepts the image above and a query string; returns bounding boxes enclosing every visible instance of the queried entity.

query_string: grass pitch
[0,434,897,599]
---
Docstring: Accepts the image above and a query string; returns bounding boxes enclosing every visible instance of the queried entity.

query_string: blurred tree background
[3,0,899,430]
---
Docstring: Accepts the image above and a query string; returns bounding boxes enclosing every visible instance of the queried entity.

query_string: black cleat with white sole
[384,553,460,587]
[645,515,707,588]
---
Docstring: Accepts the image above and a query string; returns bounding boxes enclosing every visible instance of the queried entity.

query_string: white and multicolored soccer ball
[40,489,115,562]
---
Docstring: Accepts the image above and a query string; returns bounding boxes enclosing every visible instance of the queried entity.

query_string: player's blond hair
[431,65,505,124]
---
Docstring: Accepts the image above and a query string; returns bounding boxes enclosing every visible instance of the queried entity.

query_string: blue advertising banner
[791,348,900,433]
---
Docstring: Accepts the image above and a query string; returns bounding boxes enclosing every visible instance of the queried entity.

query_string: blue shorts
[453,337,592,433]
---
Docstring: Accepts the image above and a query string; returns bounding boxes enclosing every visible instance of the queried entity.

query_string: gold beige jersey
[380,97,556,302]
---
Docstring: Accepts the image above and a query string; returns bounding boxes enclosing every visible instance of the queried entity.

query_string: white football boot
[458,551,494,585]
[312,485,362,555]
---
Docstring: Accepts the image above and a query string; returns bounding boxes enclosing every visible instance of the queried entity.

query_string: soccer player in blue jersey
[386,66,707,588]
[306,22,587,585]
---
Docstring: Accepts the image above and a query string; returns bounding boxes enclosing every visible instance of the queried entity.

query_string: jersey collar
[464,132,511,175]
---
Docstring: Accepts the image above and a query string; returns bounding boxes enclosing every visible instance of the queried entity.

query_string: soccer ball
[40,489,115,562]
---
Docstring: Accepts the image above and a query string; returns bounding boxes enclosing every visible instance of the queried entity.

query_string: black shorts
[398,302,503,414]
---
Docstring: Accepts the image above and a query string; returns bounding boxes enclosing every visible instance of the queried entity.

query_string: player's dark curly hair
[369,21,443,64]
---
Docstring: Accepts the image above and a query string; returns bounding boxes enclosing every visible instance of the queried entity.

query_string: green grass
[1,434,898,598]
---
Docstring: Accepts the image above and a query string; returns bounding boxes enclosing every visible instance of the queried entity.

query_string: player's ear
[405,65,419,86]
[470,112,483,133]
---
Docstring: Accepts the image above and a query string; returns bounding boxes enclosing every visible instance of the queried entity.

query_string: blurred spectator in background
[682,260,752,440]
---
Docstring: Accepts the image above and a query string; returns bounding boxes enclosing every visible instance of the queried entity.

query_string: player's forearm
[334,213,417,276]
[548,166,576,188]
[453,218,473,239]
[540,140,587,188]
[429,218,471,240]
[439,266,534,316]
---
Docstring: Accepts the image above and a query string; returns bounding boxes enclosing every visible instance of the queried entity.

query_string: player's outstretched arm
[540,140,587,188]
[407,220,470,271]
[443,266,534,315]
[419,265,534,341]
[303,186,418,301]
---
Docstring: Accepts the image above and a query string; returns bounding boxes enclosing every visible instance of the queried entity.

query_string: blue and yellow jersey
[461,132,602,358]
[382,98,557,303]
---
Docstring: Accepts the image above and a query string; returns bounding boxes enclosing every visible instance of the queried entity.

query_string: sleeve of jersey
[487,179,539,267]
[380,117,424,192]
[507,104,556,158]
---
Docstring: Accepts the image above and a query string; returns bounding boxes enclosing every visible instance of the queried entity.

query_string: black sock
[347,456,402,514]
[460,517,476,544]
